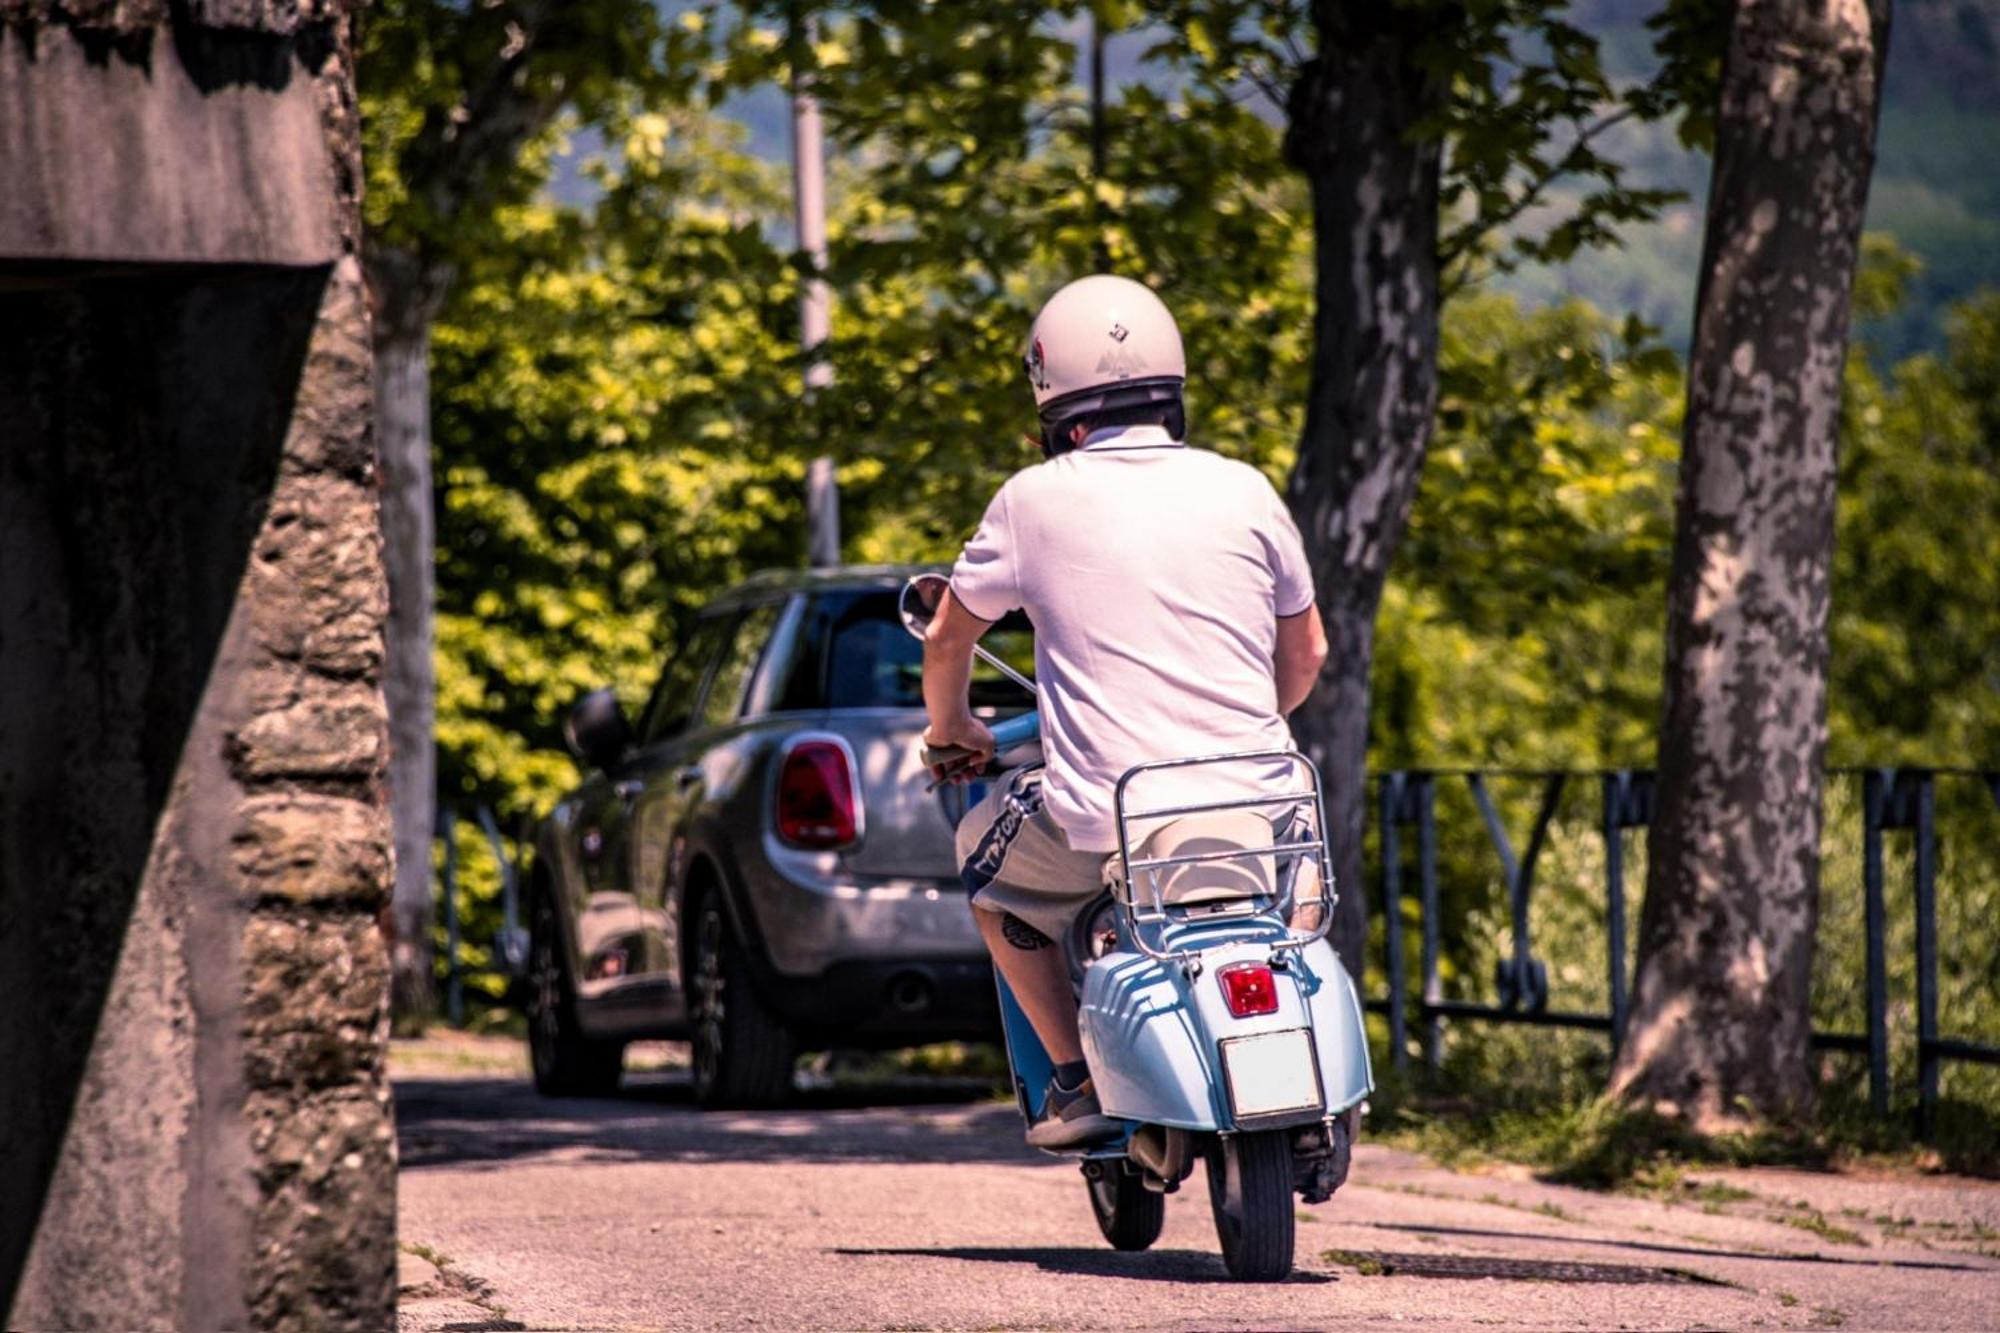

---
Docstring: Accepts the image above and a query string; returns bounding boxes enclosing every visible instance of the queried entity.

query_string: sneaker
[1025,1074,1120,1148]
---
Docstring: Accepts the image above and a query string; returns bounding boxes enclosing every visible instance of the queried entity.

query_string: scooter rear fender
[1078,934,1372,1131]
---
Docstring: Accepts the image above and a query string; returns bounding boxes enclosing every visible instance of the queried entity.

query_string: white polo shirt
[950,424,1316,852]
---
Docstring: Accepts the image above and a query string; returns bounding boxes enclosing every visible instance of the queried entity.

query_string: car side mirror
[563,688,634,772]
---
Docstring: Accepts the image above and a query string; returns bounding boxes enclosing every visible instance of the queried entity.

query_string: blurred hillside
[1503,0,2000,358]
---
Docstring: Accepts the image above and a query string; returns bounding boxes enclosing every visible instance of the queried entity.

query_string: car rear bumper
[748,833,986,975]
[731,835,997,1041]
[759,956,1000,1045]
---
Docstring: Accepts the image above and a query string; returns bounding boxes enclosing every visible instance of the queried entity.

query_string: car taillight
[1218,962,1280,1018]
[775,739,860,849]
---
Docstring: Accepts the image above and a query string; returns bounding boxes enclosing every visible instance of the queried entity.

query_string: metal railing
[429,767,1998,1136]
[1369,766,2000,1139]
[433,804,528,1028]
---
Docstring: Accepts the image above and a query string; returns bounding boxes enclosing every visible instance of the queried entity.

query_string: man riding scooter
[921,274,1330,1147]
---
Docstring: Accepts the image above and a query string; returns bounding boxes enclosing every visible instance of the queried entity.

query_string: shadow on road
[396,1072,1055,1171]
[832,1246,1336,1284]
[1371,1222,1991,1272]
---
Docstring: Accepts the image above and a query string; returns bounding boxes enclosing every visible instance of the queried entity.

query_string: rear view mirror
[563,688,634,772]
[898,573,950,641]
[898,572,1040,696]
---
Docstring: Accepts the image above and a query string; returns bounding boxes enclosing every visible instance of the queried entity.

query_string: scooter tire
[1206,1130,1295,1281]
[1087,1165,1165,1251]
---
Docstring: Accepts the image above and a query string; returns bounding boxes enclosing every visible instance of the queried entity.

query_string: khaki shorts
[954,766,1115,945]
[956,765,1330,944]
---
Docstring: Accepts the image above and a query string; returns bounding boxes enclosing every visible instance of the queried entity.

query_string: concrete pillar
[0,6,395,1329]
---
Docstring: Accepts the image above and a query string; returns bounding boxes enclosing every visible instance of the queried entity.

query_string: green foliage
[360,0,705,265]
[1377,239,2000,774]
[711,0,1312,562]
[1639,0,1732,152]
[1832,280,2000,765]
[1377,294,1683,769]
[432,106,808,818]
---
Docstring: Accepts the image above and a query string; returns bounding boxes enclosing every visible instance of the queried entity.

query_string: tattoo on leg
[1000,912,1052,951]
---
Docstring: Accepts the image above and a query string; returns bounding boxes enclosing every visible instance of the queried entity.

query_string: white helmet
[1023,275,1185,451]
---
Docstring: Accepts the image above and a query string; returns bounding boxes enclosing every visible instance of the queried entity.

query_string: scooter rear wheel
[1086,1163,1165,1251]
[1206,1130,1295,1281]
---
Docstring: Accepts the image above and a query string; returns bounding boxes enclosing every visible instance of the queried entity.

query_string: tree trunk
[1283,3,1451,984]
[369,248,449,1026]
[1611,0,1889,1130]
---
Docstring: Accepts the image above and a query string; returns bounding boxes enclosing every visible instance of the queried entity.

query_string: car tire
[527,889,624,1097]
[689,892,796,1109]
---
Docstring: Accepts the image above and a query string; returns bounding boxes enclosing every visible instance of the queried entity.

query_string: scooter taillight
[1217,962,1280,1017]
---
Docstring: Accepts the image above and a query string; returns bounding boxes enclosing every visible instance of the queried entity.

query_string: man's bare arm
[1275,604,1328,714]
[922,587,997,762]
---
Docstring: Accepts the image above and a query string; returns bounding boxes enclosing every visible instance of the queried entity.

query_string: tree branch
[1437,103,1640,275]
[406,2,571,246]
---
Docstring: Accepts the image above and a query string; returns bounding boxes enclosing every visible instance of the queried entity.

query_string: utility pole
[1090,9,1106,183]
[1089,6,1110,270]
[793,15,839,568]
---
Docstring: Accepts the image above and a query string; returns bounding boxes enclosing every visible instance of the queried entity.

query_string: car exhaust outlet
[886,971,934,1015]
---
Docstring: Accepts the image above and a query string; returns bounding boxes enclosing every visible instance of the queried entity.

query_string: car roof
[702,563,945,615]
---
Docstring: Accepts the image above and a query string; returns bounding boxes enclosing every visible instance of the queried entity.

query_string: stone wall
[0,7,394,1330]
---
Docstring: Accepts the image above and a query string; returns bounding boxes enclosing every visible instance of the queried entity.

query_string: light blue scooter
[900,575,1373,1282]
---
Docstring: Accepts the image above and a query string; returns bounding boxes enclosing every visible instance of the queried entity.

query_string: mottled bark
[369,250,446,1024]
[1612,0,1889,1130]
[1282,2,1451,981]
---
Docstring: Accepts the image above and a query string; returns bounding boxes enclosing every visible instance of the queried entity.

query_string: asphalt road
[396,1061,2000,1332]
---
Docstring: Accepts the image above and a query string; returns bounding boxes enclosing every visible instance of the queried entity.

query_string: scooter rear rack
[1111,749,1338,966]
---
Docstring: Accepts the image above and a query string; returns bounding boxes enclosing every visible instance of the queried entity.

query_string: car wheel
[689,893,796,1109]
[526,890,624,1097]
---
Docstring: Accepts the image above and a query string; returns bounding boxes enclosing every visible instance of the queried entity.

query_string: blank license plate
[1221,1028,1323,1120]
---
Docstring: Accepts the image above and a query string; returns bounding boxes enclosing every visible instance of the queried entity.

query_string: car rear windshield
[770,589,1036,713]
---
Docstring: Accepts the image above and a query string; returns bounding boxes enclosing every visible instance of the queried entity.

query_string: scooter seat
[1129,811,1275,906]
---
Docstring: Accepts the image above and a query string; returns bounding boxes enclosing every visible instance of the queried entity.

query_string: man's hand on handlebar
[922,715,995,786]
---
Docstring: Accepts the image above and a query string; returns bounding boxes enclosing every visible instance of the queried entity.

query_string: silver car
[525,566,1035,1105]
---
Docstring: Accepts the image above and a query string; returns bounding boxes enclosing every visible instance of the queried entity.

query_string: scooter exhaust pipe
[1127,1124,1193,1188]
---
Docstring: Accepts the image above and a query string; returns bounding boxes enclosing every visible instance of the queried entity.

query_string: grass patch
[1777,1210,1869,1247]
[1470,1191,1574,1222]
[399,1241,452,1268]
[1366,1075,1823,1191]
[1364,1051,2000,1190]
[1776,1290,1800,1307]
[1322,1249,1388,1276]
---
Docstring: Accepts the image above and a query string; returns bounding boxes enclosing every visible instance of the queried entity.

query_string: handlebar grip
[989,711,1041,750]
[921,713,1039,787]
[922,743,982,770]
